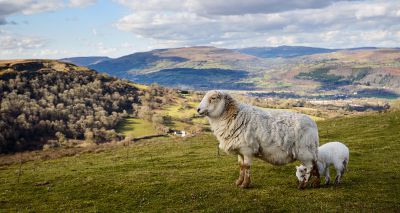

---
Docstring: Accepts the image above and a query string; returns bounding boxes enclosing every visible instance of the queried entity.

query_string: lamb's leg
[334,175,341,185]
[235,155,245,186]
[334,163,343,185]
[324,166,330,185]
[240,154,252,188]
[341,160,347,177]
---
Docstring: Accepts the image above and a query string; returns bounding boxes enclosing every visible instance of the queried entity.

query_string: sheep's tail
[343,147,349,173]
[341,159,348,176]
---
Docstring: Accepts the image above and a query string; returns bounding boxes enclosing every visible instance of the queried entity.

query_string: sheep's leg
[240,154,252,188]
[235,155,245,186]
[311,160,320,188]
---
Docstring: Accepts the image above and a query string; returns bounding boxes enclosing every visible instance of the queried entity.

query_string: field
[1,111,400,211]
[116,118,160,137]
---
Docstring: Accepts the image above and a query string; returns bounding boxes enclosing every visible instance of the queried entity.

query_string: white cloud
[69,0,96,7]
[355,4,387,20]
[117,0,354,16]
[266,36,297,46]
[21,0,65,15]
[115,0,400,48]
[0,30,50,58]
[360,30,389,41]
[0,0,96,25]
[0,31,45,50]
[34,49,60,57]
[97,42,117,55]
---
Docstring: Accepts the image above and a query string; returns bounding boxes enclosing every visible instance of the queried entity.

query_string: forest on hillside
[0,62,141,153]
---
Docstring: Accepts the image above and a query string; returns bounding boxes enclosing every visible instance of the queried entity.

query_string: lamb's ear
[296,166,299,170]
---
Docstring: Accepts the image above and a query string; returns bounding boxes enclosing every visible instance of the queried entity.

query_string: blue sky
[1,0,400,59]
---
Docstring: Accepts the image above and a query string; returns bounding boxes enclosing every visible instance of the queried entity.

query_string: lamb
[296,142,349,186]
[197,90,320,189]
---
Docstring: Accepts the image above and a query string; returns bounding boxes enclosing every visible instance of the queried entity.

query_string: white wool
[198,90,319,169]
[296,142,349,185]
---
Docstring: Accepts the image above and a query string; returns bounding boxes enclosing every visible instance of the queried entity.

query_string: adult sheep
[197,90,320,189]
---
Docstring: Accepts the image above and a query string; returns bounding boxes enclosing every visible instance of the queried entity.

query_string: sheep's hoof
[235,178,244,186]
[240,183,250,189]
[240,179,251,188]
[297,181,307,190]
[334,177,340,186]
[312,179,320,188]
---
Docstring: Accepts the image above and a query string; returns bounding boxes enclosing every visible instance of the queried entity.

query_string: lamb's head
[197,90,236,118]
[295,165,307,183]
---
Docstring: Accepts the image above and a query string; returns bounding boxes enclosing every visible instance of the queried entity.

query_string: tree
[84,129,95,144]
[55,132,67,146]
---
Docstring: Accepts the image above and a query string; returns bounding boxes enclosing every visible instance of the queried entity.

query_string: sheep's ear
[296,166,299,170]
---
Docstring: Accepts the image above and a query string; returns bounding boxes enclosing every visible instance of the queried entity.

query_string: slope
[60,56,111,67]
[0,110,399,211]
[88,46,269,90]
[0,60,139,153]
[237,45,338,58]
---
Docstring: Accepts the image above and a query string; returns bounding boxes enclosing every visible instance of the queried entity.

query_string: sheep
[296,142,349,186]
[197,90,320,189]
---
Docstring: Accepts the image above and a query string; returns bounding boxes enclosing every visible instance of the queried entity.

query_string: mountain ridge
[60,56,111,67]
[57,46,400,97]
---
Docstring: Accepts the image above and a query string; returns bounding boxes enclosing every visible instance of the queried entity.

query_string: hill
[89,46,265,74]
[84,46,400,97]
[236,45,338,58]
[278,49,400,96]
[88,46,269,90]
[0,110,399,211]
[0,60,140,153]
[60,56,111,67]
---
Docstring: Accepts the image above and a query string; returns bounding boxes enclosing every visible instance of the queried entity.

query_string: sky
[0,0,400,59]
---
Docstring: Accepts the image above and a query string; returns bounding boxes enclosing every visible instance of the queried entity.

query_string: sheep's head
[197,90,231,118]
[295,165,307,183]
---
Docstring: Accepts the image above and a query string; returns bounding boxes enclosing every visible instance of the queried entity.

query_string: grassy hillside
[116,118,160,138]
[134,68,254,90]
[88,46,271,90]
[1,111,399,211]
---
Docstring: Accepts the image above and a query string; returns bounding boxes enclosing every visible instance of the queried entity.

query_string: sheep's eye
[210,96,217,100]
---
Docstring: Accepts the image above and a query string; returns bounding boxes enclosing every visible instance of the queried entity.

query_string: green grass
[1,111,400,211]
[259,107,325,121]
[116,118,159,137]
[129,82,148,90]
[161,102,209,129]
[163,105,197,119]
